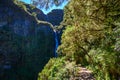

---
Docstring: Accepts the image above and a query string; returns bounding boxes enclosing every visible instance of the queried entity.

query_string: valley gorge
[0,0,63,80]
[1,0,119,80]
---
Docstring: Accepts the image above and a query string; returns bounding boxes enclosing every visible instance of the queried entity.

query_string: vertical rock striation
[0,0,64,80]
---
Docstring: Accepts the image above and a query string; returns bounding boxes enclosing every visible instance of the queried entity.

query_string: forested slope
[39,0,120,80]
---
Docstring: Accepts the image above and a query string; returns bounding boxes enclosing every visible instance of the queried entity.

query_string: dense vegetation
[38,57,76,80]
[1,0,120,80]
[39,0,120,80]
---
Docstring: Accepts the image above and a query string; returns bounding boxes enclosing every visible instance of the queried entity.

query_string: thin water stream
[54,30,58,57]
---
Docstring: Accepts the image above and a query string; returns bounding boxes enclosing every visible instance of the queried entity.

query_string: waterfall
[54,30,58,57]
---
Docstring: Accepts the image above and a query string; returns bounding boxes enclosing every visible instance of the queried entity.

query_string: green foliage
[57,0,120,79]
[14,0,27,11]
[38,0,120,79]
[38,57,76,80]
[87,48,120,79]
[29,4,36,10]
[31,12,37,17]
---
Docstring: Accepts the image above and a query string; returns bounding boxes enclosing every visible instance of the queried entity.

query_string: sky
[21,0,68,14]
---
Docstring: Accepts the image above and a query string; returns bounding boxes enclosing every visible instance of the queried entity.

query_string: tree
[31,0,69,9]
[57,0,120,79]
[58,0,106,63]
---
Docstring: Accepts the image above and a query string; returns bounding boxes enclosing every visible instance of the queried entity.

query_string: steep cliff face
[0,0,37,36]
[0,0,63,80]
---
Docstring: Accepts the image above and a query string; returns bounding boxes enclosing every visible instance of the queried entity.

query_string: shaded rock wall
[47,9,64,26]
[0,0,64,80]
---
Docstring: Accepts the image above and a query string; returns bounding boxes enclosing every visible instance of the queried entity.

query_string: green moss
[31,12,37,17]
[29,4,36,10]
[13,0,27,11]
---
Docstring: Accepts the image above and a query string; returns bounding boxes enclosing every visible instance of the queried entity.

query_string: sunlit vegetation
[38,57,76,80]
[13,0,27,11]
[1,0,120,80]
[40,0,120,79]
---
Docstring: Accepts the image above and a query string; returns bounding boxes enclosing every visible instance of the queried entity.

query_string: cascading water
[54,30,58,57]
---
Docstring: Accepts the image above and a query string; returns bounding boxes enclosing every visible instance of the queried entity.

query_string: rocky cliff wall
[0,0,63,80]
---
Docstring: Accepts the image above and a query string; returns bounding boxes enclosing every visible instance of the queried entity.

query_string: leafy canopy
[31,0,69,9]
[57,0,120,79]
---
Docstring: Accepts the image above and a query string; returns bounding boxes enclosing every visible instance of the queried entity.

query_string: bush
[38,57,76,80]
